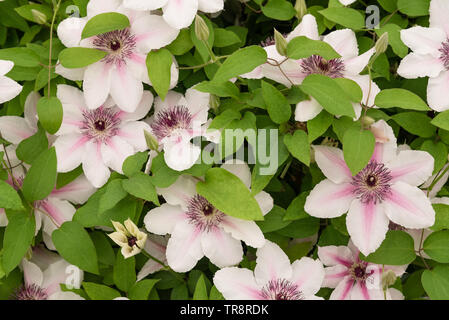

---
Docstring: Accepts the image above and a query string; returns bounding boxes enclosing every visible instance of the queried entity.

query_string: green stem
[47,0,62,98]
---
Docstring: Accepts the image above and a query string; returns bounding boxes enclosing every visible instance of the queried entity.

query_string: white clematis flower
[243,14,379,121]
[397,0,449,111]
[122,0,224,30]
[144,161,273,272]
[56,0,179,112]
[213,241,325,300]
[0,60,22,104]
[108,218,148,259]
[53,84,153,188]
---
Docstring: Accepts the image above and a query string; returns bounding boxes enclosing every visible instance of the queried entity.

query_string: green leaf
[81,12,130,39]
[423,230,449,263]
[193,274,208,300]
[287,36,340,60]
[363,231,416,265]
[422,265,449,300]
[397,0,430,17]
[319,7,365,29]
[307,111,334,142]
[376,24,408,58]
[90,231,115,266]
[83,282,121,300]
[432,204,449,231]
[431,110,449,131]
[196,168,264,221]
[261,0,296,21]
[15,126,48,164]
[343,127,375,175]
[52,221,99,274]
[122,152,149,177]
[261,80,291,124]
[276,217,320,238]
[391,112,435,138]
[59,47,107,69]
[284,191,309,221]
[195,81,240,99]
[0,181,23,211]
[0,47,40,67]
[375,89,430,111]
[2,210,35,274]
[301,74,355,117]
[334,78,363,103]
[166,29,194,56]
[420,140,447,174]
[122,172,159,205]
[22,147,57,202]
[283,130,310,166]
[149,153,180,188]
[256,205,290,232]
[98,179,128,213]
[113,254,136,292]
[128,279,160,300]
[36,96,63,134]
[213,46,267,83]
[213,28,241,47]
[146,49,173,100]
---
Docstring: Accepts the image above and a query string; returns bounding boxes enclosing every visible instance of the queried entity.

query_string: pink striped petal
[312,146,352,183]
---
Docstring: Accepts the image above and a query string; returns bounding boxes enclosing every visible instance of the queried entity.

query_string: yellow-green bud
[375,32,389,55]
[144,130,159,152]
[209,94,220,112]
[195,15,210,41]
[31,9,47,25]
[294,0,307,20]
[361,115,375,128]
[382,270,397,289]
[274,29,288,57]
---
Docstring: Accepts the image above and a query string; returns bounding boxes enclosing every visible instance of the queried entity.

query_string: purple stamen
[14,284,48,300]
[300,55,345,78]
[439,39,449,70]
[81,107,121,142]
[150,106,193,141]
[351,161,393,204]
[93,28,136,66]
[186,195,225,232]
[260,279,304,300]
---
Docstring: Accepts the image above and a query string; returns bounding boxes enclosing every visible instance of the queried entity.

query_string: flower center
[439,39,449,70]
[260,279,304,300]
[81,107,121,143]
[14,284,48,300]
[150,106,193,141]
[186,195,225,232]
[300,55,345,78]
[93,28,136,66]
[349,262,373,282]
[351,161,392,204]
[127,236,138,247]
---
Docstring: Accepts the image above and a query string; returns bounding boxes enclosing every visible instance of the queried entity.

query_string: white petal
[286,14,319,41]
[163,0,199,29]
[346,200,390,256]
[323,29,358,59]
[312,146,352,183]
[427,70,449,112]
[123,0,168,10]
[157,175,197,209]
[329,276,354,300]
[397,53,444,79]
[254,191,274,215]
[163,136,201,171]
[400,26,446,56]
[40,198,75,231]
[118,90,153,122]
[0,60,14,75]
[109,65,143,113]
[133,14,179,53]
[54,134,88,173]
[22,259,43,287]
[153,90,185,114]
[221,216,265,248]
[0,75,22,104]
[117,121,151,152]
[305,180,355,218]
[82,140,110,188]
[0,116,35,144]
[83,62,112,110]
[50,175,96,204]
[87,0,121,18]
[55,64,85,81]
[221,160,251,188]
[344,48,375,76]
[322,265,350,288]
[144,203,185,235]
[101,136,135,173]
[290,257,325,296]
[57,17,86,48]
[430,0,449,36]
[198,0,223,13]
[166,220,203,272]
[387,150,434,186]
[185,88,210,124]
[295,98,323,122]
[254,241,292,286]
[384,182,435,229]
[213,267,263,300]
[317,245,355,267]
[201,228,243,268]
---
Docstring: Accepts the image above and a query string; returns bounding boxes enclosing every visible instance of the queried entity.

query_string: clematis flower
[122,0,224,30]
[146,88,217,171]
[243,14,379,121]
[108,218,148,259]
[0,60,22,104]
[53,84,153,188]
[144,161,273,272]
[318,242,406,300]
[0,91,40,145]
[304,120,436,255]
[397,0,449,111]
[56,0,179,112]
[137,234,168,281]
[338,0,356,5]
[213,240,325,300]
[16,246,84,300]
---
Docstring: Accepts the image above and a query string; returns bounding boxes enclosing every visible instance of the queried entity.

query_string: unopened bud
[361,115,375,128]
[209,94,220,112]
[294,0,307,20]
[382,270,397,289]
[31,9,47,24]
[274,29,288,57]
[144,130,159,152]
[375,32,389,55]
[195,15,210,41]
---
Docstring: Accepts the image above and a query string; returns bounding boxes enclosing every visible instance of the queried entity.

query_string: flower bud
[144,130,159,152]
[209,94,220,112]
[31,9,47,25]
[274,29,288,57]
[294,0,307,20]
[361,115,375,128]
[195,15,210,41]
[375,32,389,55]
[382,270,397,289]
